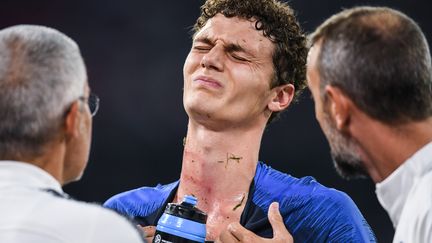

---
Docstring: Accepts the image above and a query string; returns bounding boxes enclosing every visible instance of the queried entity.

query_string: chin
[63,162,87,185]
[322,116,369,180]
[185,100,215,119]
[332,153,369,180]
[62,172,83,185]
[73,171,84,181]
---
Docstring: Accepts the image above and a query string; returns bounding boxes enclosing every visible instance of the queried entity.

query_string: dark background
[3,1,430,242]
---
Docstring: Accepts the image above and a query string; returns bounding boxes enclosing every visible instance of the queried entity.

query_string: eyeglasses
[79,93,100,116]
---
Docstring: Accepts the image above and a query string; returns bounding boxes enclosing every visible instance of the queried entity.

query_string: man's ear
[64,101,81,140]
[324,85,351,130]
[268,84,295,112]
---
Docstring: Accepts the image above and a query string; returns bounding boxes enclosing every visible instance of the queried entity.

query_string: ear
[64,101,81,140]
[324,85,351,130]
[268,84,295,112]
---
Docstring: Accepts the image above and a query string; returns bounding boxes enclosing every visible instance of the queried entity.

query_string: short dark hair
[194,0,308,122]
[310,7,432,124]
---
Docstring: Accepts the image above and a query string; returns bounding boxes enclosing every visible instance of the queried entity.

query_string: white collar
[0,160,63,194]
[375,141,432,228]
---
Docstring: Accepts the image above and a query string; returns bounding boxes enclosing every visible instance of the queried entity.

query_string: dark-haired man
[219,6,432,243]
[307,6,432,243]
[104,0,375,242]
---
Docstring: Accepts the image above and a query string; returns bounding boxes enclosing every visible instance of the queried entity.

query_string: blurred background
[2,0,430,241]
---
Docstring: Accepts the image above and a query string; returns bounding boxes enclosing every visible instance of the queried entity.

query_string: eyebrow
[194,36,255,57]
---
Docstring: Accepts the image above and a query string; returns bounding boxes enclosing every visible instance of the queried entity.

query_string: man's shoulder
[394,170,432,242]
[254,162,376,241]
[103,181,179,217]
[254,162,350,205]
[77,202,144,242]
[51,195,133,223]
[35,195,144,243]
[405,170,432,213]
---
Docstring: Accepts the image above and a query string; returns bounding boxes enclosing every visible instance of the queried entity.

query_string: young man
[104,1,375,242]
[0,25,144,243]
[219,6,432,243]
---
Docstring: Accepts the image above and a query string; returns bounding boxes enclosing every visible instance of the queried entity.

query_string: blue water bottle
[153,195,207,243]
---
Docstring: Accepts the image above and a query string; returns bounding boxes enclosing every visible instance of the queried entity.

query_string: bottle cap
[164,195,207,224]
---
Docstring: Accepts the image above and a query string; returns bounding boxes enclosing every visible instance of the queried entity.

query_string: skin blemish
[232,193,246,211]
[228,153,243,163]
[225,153,229,169]
[192,160,195,163]
[217,160,224,163]
[223,153,243,168]
[202,197,208,205]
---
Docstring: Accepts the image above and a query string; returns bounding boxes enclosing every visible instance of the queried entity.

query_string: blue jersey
[104,162,376,242]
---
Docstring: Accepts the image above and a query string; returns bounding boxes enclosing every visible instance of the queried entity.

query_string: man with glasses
[80,93,100,117]
[0,25,144,243]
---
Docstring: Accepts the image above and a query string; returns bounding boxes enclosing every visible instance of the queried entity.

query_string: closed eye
[193,46,211,52]
[231,53,249,62]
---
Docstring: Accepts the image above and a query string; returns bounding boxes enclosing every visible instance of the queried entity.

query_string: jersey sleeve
[282,188,376,242]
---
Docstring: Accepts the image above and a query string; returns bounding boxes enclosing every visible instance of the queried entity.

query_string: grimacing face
[182,14,277,129]
[307,42,368,180]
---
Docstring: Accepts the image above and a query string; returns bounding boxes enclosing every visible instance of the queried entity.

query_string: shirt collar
[0,160,63,194]
[375,141,432,228]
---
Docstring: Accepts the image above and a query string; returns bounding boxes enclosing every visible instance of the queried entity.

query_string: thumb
[268,202,293,241]
[226,222,254,241]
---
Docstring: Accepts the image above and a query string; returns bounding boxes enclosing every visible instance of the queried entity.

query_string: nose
[200,45,224,72]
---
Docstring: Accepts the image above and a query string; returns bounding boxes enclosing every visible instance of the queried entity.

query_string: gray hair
[0,25,87,159]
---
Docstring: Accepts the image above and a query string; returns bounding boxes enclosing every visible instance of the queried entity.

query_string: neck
[177,119,265,212]
[18,140,66,185]
[353,116,432,183]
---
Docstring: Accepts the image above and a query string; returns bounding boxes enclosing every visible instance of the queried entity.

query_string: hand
[216,202,293,243]
[139,225,156,243]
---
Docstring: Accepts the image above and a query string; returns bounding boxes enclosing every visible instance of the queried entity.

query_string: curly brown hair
[194,0,308,122]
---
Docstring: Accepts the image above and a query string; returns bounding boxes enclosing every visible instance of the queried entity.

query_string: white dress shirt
[0,161,144,243]
[376,142,432,243]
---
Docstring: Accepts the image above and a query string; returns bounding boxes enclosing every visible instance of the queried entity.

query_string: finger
[217,229,240,243]
[226,222,254,242]
[141,226,156,237]
[268,202,293,242]
[144,236,154,243]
